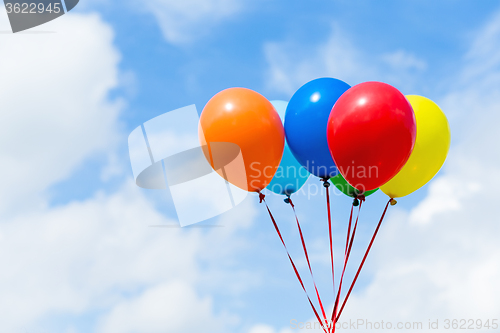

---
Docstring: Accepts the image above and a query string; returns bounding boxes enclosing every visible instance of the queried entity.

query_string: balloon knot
[259,192,265,203]
[353,194,365,206]
[390,199,397,206]
[321,178,330,188]
[284,197,290,204]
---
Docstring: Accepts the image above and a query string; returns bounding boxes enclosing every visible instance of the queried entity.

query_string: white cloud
[263,25,426,95]
[0,181,193,331]
[0,179,260,332]
[461,10,500,86]
[0,9,122,214]
[99,281,223,333]
[0,8,262,333]
[382,50,427,71]
[249,324,293,333]
[140,0,243,44]
[249,324,276,333]
[408,174,480,225]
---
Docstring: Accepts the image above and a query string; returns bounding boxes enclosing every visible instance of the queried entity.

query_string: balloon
[327,81,416,192]
[331,173,378,198]
[380,96,450,198]
[199,88,285,192]
[266,101,310,196]
[285,78,351,179]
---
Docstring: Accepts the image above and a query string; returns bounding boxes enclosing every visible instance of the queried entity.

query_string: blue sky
[51,0,495,205]
[1,1,500,333]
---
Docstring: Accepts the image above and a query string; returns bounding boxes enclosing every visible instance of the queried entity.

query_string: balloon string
[331,200,362,325]
[289,198,329,331]
[335,198,393,322]
[345,205,354,256]
[259,193,328,333]
[324,181,335,318]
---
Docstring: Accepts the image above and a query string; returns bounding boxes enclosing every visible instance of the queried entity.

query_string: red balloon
[327,82,416,192]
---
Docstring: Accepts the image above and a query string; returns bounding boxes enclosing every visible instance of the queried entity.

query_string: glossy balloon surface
[327,82,416,192]
[381,95,450,198]
[199,88,285,192]
[285,78,351,179]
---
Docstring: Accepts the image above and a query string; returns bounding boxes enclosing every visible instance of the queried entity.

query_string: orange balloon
[199,88,285,192]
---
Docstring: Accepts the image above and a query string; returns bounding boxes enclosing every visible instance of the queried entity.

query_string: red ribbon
[324,182,335,322]
[289,198,329,330]
[331,200,363,328]
[260,190,392,333]
[260,193,329,333]
[335,198,393,322]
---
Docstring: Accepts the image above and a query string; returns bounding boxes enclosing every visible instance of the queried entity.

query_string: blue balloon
[267,100,310,196]
[284,78,351,179]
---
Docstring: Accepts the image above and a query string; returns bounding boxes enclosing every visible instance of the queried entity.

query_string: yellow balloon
[380,95,450,198]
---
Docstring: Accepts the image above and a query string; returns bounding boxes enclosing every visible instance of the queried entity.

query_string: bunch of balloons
[199,78,450,333]
[200,78,450,201]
